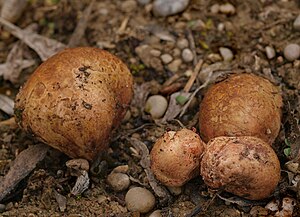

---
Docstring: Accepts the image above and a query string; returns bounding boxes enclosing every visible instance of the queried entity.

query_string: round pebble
[176,38,189,49]
[121,0,137,13]
[145,95,168,119]
[161,54,173,64]
[107,172,130,192]
[181,48,194,62]
[210,4,220,14]
[150,49,162,57]
[283,43,300,61]
[167,186,182,195]
[149,210,162,217]
[219,47,234,62]
[265,46,276,59]
[125,187,156,213]
[219,3,236,15]
[168,59,182,72]
[293,14,300,31]
[153,0,190,17]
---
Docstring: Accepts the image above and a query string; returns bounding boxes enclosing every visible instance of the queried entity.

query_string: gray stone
[153,0,190,17]
[265,46,276,59]
[149,210,162,217]
[283,44,300,61]
[161,54,173,64]
[219,47,234,62]
[181,48,194,62]
[168,59,182,72]
[176,38,189,49]
[125,187,156,213]
[107,173,130,192]
[219,3,236,15]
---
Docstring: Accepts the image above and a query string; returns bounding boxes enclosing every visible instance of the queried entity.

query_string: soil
[0,0,299,216]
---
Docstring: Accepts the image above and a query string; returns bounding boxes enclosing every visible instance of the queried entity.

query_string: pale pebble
[150,49,162,57]
[153,0,190,17]
[283,43,300,61]
[161,54,173,64]
[149,210,162,217]
[219,47,234,62]
[176,38,189,49]
[181,48,194,62]
[125,187,155,213]
[265,46,276,59]
[107,172,130,192]
[219,3,236,15]
[168,59,182,72]
[210,4,220,14]
[145,95,168,119]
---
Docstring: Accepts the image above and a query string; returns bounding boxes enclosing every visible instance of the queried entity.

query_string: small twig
[117,17,130,34]
[126,137,172,204]
[162,74,181,87]
[179,71,212,117]
[186,29,198,66]
[68,0,95,47]
[183,59,203,93]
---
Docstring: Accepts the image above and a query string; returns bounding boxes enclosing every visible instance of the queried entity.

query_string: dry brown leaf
[0,94,14,115]
[0,17,66,61]
[0,41,35,83]
[0,0,28,23]
[0,143,49,202]
[128,137,172,204]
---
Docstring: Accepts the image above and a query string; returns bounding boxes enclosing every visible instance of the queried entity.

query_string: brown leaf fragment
[0,41,35,83]
[128,137,172,204]
[0,94,14,115]
[0,17,66,61]
[68,0,95,47]
[70,170,90,195]
[54,189,67,212]
[0,143,49,202]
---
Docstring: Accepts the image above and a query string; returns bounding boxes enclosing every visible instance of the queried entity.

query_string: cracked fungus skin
[200,136,281,200]
[14,47,133,161]
[199,73,283,144]
[150,129,205,187]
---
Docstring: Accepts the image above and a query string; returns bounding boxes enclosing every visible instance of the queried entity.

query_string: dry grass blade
[0,17,66,61]
[161,59,203,123]
[68,0,95,47]
[127,137,172,204]
[0,143,49,202]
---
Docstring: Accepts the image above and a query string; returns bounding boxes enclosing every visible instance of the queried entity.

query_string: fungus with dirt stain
[200,136,281,200]
[150,128,205,187]
[14,47,134,161]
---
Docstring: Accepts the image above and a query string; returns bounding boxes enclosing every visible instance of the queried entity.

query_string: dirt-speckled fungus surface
[14,47,133,161]
[200,136,281,200]
[150,128,205,187]
[199,73,283,144]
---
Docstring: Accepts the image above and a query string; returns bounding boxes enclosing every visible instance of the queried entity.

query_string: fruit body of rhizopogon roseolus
[150,128,205,187]
[14,47,133,161]
[199,73,282,144]
[200,136,281,200]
